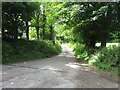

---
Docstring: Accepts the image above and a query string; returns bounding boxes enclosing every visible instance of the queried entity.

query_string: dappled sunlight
[44,67,58,71]
[65,55,75,57]
[80,63,89,67]
[41,66,63,72]
[79,63,91,72]
[41,66,57,70]
[58,54,64,57]
[65,62,91,72]
[58,54,75,58]
[65,62,80,69]
[80,67,90,72]
[89,59,97,65]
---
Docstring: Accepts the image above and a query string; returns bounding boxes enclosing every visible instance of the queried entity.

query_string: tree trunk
[42,28,45,40]
[14,24,18,40]
[14,28,18,39]
[26,21,29,40]
[36,26,39,39]
[89,36,96,48]
[12,20,18,40]
[36,12,40,40]
[90,41,96,48]
[101,40,106,47]
[49,24,55,44]
[49,24,53,40]
[42,6,46,40]
[100,33,107,47]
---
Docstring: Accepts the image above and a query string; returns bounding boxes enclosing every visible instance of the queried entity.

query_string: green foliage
[2,42,14,58]
[55,24,74,43]
[89,45,119,73]
[2,2,119,46]
[2,40,61,64]
[2,2,37,39]
[68,42,88,60]
[73,43,86,59]
[69,42,119,74]
[57,2,119,47]
[29,27,37,39]
[108,39,120,43]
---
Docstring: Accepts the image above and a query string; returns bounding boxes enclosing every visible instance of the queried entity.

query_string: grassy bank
[67,42,119,75]
[2,39,61,64]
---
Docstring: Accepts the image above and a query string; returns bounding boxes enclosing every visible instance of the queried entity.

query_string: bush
[74,43,85,56]
[68,42,88,60]
[68,42,119,74]
[74,43,87,59]
[89,45,119,73]
[108,39,120,43]
[2,39,61,64]
[2,42,14,62]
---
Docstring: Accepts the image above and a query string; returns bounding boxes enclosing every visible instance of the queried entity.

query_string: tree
[31,2,42,40]
[22,2,36,40]
[41,4,46,40]
[45,2,63,43]
[56,2,119,47]
[2,2,37,40]
[2,2,23,40]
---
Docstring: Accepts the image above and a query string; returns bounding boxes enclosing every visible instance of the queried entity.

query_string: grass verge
[2,39,61,64]
[67,42,119,77]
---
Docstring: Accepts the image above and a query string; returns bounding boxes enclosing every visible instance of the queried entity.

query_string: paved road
[1,45,118,88]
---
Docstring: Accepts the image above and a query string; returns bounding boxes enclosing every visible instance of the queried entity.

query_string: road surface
[1,45,118,88]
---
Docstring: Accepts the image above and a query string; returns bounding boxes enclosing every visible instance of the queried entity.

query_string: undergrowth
[68,42,119,75]
[2,39,61,64]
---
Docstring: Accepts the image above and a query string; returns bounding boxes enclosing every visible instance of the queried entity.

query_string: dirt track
[1,45,118,88]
